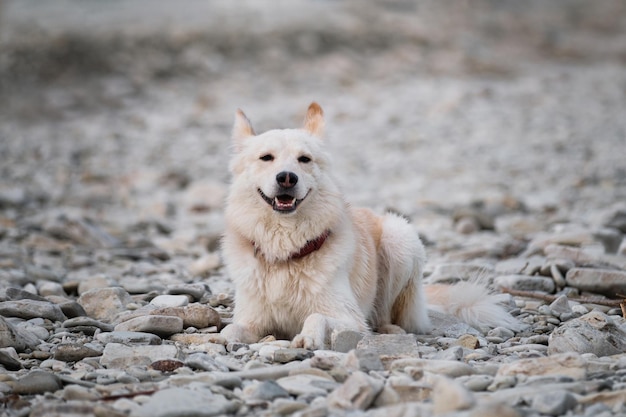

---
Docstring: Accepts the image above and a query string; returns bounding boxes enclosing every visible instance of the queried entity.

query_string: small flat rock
[0,316,40,352]
[185,352,230,372]
[531,390,578,416]
[497,352,587,380]
[276,374,338,396]
[390,358,476,378]
[131,387,236,417]
[96,331,162,345]
[100,343,179,368]
[327,371,384,410]
[63,317,114,332]
[167,283,208,301]
[12,370,63,395]
[274,348,314,363]
[149,294,189,308]
[77,287,133,323]
[0,348,22,370]
[548,310,626,356]
[343,349,384,372]
[331,329,364,353]
[431,375,476,414]
[565,267,626,297]
[0,299,67,322]
[29,402,98,417]
[114,315,183,337]
[428,310,482,337]
[243,380,290,401]
[548,295,573,318]
[54,343,102,362]
[150,304,221,329]
[356,334,421,365]
[494,275,556,293]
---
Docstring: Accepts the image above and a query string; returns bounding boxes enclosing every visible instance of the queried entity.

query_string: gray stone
[167,283,208,301]
[331,329,364,353]
[431,375,476,414]
[276,374,336,396]
[565,267,626,297]
[531,390,578,416]
[96,331,162,345]
[0,299,67,322]
[53,343,102,362]
[548,310,626,356]
[497,352,587,380]
[149,294,189,308]
[150,304,221,329]
[131,387,237,417]
[327,371,384,410]
[243,380,290,401]
[548,295,573,318]
[274,348,315,363]
[77,287,133,323]
[494,275,556,293]
[63,317,114,332]
[343,349,384,372]
[114,315,183,337]
[100,343,179,368]
[390,358,476,378]
[12,370,63,395]
[603,205,626,233]
[0,347,22,370]
[0,316,40,352]
[356,334,421,362]
[428,310,482,337]
[185,352,230,372]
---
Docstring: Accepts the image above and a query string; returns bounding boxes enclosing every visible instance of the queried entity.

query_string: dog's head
[228,102,331,216]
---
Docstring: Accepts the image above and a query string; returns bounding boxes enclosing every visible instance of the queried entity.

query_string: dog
[220,102,520,350]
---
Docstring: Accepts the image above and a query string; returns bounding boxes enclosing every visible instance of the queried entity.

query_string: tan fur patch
[303,102,325,137]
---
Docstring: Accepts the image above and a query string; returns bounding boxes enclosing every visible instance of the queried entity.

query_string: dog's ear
[303,102,324,137]
[232,109,256,149]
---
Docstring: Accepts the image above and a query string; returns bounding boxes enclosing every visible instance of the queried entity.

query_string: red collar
[254,230,331,261]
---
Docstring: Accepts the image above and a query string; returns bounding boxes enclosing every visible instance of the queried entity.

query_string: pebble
[149,294,190,308]
[565,267,626,297]
[131,387,237,417]
[77,287,133,322]
[548,310,626,356]
[96,331,162,345]
[0,299,67,322]
[431,375,476,414]
[11,370,63,395]
[114,315,184,337]
[494,275,556,293]
[327,371,383,410]
[100,343,179,368]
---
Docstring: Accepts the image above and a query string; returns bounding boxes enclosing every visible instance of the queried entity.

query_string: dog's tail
[425,280,524,332]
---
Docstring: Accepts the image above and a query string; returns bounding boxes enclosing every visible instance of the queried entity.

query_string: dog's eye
[260,154,274,162]
[298,156,311,163]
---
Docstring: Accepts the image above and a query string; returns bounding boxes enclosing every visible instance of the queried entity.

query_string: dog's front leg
[292,313,364,350]
[221,322,261,344]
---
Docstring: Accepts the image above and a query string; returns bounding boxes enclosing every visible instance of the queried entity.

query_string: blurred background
[1,0,625,260]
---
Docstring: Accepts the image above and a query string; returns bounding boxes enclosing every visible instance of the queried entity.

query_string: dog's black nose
[276,171,298,188]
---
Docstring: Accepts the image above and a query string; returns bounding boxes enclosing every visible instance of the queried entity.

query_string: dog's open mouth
[258,189,309,213]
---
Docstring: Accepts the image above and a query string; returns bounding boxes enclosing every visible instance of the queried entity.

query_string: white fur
[220,103,520,349]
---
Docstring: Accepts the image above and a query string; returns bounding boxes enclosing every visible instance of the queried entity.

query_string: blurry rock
[455,216,480,234]
[548,295,573,319]
[431,375,476,414]
[548,311,626,356]
[12,370,63,395]
[0,316,41,351]
[114,315,183,337]
[343,349,384,372]
[188,253,221,276]
[497,352,587,380]
[132,387,236,417]
[331,329,364,353]
[77,275,116,294]
[77,287,133,323]
[96,331,162,345]
[43,213,119,248]
[167,283,209,301]
[0,347,22,370]
[149,294,190,308]
[185,352,230,372]
[494,275,555,293]
[565,268,626,297]
[602,204,626,233]
[593,228,623,254]
[100,343,179,368]
[0,299,67,322]
[242,380,290,402]
[150,304,221,329]
[53,343,102,362]
[531,390,577,416]
[327,371,384,410]
[428,310,482,337]
[184,181,226,213]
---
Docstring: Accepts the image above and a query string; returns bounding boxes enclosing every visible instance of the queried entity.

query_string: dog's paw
[291,334,322,350]
[378,324,407,334]
[220,323,259,344]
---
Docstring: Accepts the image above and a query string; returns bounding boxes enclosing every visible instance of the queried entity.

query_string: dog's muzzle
[258,188,310,213]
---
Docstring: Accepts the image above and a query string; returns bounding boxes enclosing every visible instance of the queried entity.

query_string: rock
[100,343,179,368]
[548,310,626,356]
[0,299,67,322]
[276,373,337,396]
[63,317,114,332]
[243,380,290,401]
[548,295,573,318]
[150,304,221,329]
[149,294,190,308]
[390,358,476,378]
[185,352,230,372]
[457,334,480,349]
[343,349,384,372]
[431,375,476,414]
[331,329,364,353]
[356,334,421,367]
[428,310,482,337]
[0,316,40,351]
[593,228,623,253]
[114,315,183,337]
[12,370,63,395]
[150,359,184,372]
[497,352,587,380]
[494,275,556,293]
[327,371,384,410]
[96,331,162,345]
[131,387,237,417]
[167,283,208,301]
[77,287,133,323]
[565,268,626,297]
[54,343,102,362]
[458,374,494,392]
[530,390,578,416]
[0,347,22,370]
[188,253,221,276]
[603,205,626,233]
[274,348,315,363]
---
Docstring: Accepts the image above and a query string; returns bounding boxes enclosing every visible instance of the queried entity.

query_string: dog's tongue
[274,195,296,210]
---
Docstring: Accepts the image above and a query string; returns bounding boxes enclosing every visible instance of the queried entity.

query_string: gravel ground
[1,1,626,416]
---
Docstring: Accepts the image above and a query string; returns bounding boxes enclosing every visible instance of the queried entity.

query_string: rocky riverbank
[2,1,626,416]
